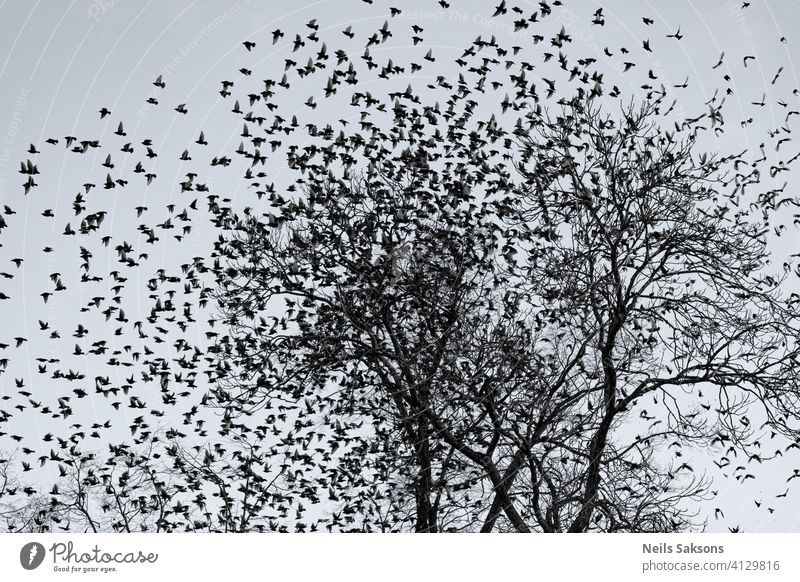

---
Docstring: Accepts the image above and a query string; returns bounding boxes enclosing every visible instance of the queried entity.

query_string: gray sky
[1,0,800,532]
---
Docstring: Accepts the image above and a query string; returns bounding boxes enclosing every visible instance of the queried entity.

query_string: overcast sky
[1,0,800,533]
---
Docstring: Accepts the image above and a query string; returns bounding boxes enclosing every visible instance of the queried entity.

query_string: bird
[667,27,683,40]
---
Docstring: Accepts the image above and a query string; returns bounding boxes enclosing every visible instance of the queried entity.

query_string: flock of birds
[0,0,798,532]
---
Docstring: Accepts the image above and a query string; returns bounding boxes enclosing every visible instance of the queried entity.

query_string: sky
[1,0,800,532]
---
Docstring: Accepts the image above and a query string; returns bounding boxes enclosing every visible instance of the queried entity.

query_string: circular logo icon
[20,542,46,570]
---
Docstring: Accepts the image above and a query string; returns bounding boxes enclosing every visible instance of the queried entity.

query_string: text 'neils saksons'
[643,543,724,554]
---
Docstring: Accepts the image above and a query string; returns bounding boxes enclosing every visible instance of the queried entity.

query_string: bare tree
[209,90,800,532]
[0,452,59,532]
[0,429,291,533]
[209,166,534,531]
[502,97,800,532]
